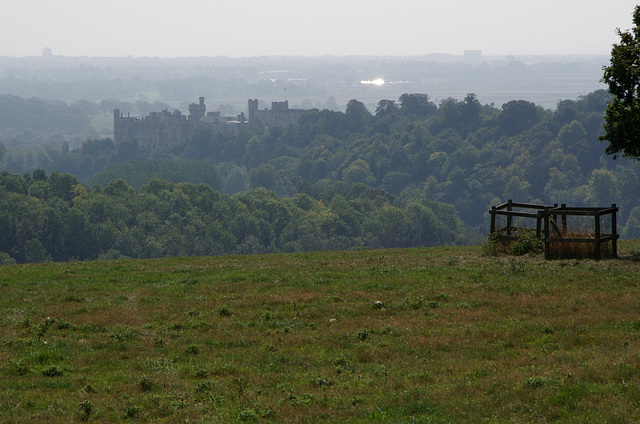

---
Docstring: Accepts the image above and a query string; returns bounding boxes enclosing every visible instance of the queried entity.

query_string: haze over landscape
[5,2,640,422]
[3,0,639,58]
[0,0,638,263]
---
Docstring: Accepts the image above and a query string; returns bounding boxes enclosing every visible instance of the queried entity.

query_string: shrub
[483,230,542,256]
[0,252,16,265]
[511,231,543,255]
[481,232,503,256]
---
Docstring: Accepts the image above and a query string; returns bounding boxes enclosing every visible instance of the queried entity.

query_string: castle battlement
[114,98,305,151]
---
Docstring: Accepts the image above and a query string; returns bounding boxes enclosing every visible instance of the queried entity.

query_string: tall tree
[345,99,370,132]
[600,5,640,159]
[398,93,436,116]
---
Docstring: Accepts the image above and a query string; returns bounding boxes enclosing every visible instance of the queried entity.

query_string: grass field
[1,242,640,423]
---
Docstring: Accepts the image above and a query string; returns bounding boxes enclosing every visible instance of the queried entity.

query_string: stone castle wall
[114,98,304,151]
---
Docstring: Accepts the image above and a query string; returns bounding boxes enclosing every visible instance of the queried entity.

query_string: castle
[114,98,305,151]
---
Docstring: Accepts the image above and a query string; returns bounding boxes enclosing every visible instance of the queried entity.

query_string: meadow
[1,242,640,423]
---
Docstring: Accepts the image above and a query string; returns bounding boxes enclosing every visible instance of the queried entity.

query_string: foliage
[482,230,543,257]
[601,5,640,159]
[87,158,223,191]
[1,243,640,422]
[0,95,90,133]
[3,88,640,247]
[0,169,463,263]
[481,232,503,256]
[510,230,543,255]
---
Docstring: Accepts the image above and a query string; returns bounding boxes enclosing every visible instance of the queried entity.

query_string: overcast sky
[2,0,638,58]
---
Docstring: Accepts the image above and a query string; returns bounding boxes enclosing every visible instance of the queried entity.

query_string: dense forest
[1,89,640,264]
[0,171,462,264]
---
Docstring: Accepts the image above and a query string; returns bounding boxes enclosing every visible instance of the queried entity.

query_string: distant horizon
[1,51,612,60]
[2,1,637,58]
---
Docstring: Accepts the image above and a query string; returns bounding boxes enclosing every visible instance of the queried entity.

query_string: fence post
[612,204,618,259]
[594,210,601,260]
[490,206,496,234]
[561,203,567,235]
[544,206,550,260]
[506,199,513,236]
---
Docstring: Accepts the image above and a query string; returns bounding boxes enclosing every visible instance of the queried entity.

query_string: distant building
[114,99,198,151]
[42,47,52,58]
[114,97,305,151]
[248,99,304,127]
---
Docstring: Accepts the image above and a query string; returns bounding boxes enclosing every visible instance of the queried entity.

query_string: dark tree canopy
[499,100,542,136]
[345,99,371,132]
[399,93,436,116]
[375,99,399,117]
[600,5,640,159]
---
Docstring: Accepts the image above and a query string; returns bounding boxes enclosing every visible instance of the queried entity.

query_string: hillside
[6,88,640,265]
[1,243,640,422]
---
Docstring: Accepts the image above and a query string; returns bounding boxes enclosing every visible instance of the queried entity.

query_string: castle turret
[248,99,259,123]
[189,97,206,122]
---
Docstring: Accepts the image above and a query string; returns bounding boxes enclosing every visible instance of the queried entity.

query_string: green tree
[557,121,589,159]
[622,206,640,238]
[184,124,220,159]
[499,100,542,136]
[224,166,249,194]
[342,160,375,187]
[344,99,371,132]
[398,93,436,116]
[600,5,640,159]
[586,168,620,206]
[438,98,462,130]
[460,93,481,128]
[502,176,532,202]
[249,163,280,192]
[375,99,399,117]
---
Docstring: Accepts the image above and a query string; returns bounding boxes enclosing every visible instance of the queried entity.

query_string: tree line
[3,87,640,264]
[0,169,463,264]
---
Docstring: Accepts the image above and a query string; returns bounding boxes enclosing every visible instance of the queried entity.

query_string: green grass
[1,242,640,422]
[90,115,113,136]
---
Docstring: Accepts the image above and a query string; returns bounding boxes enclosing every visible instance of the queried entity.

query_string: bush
[0,252,16,265]
[511,231,543,255]
[481,232,503,256]
[483,230,542,256]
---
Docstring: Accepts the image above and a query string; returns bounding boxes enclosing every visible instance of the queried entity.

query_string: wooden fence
[489,200,619,260]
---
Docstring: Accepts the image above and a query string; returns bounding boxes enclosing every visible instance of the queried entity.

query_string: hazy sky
[2,0,638,58]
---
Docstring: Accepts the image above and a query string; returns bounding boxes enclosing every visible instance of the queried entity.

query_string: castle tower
[113,109,121,142]
[189,97,206,122]
[248,99,259,123]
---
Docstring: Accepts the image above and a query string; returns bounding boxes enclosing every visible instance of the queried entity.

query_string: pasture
[1,242,640,422]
